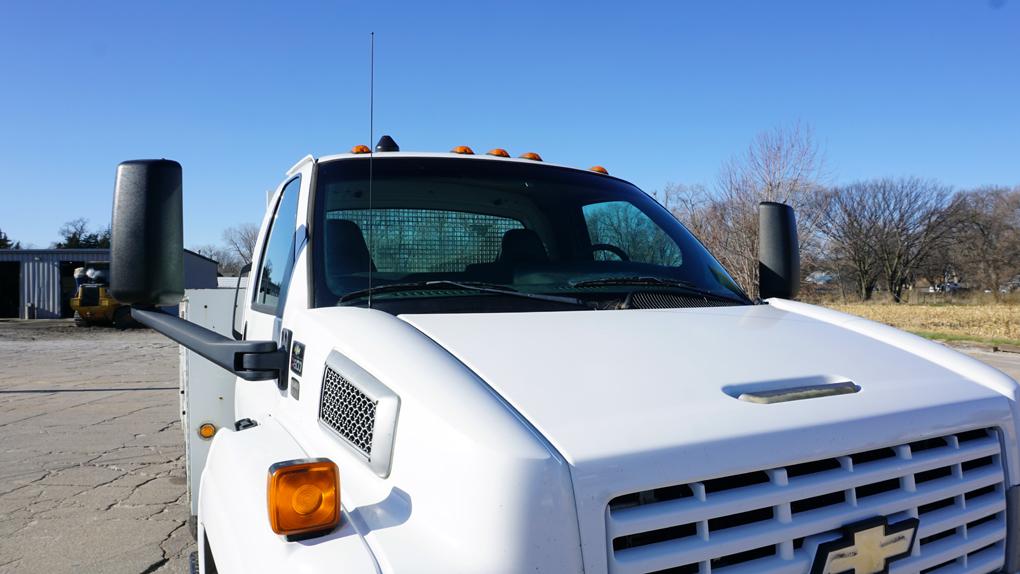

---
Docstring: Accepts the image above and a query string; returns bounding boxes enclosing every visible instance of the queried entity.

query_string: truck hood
[400,302,1017,489]
[400,301,1019,572]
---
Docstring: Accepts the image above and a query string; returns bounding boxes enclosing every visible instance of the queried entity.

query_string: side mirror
[758,201,800,300]
[110,160,184,306]
[108,159,287,381]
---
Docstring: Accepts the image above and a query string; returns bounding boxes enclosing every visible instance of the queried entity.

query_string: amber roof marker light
[351,145,371,154]
[451,145,475,155]
[519,152,543,161]
[267,458,340,538]
[486,148,510,157]
[589,166,609,175]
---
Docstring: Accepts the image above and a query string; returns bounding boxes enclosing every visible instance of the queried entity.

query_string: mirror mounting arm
[131,307,287,381]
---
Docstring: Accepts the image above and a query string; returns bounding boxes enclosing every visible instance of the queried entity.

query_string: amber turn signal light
[197,423,216,440]
[589,165,609,175]
[486,148,510,157]
[267,458,340,537]
[451,145,474,155]
[519,152,543,161]
[351,144,371,154]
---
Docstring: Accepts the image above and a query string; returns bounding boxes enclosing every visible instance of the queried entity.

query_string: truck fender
[198,417,379,573]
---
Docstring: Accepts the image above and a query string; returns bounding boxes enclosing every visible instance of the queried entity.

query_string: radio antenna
[367,31,375,308]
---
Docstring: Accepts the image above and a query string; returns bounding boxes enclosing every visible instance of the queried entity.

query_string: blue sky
[1,1,1018,249]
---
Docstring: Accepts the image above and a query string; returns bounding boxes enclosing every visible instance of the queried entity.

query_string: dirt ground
[0,320,190,574]
[1,319,1019,574]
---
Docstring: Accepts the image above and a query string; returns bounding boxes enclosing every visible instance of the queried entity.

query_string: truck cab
[110,139,1020,574]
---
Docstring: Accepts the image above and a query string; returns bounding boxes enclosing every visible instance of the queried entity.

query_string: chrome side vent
[321,367,377,456]
[318,351,399,477]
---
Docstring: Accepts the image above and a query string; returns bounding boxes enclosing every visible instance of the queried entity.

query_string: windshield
[311,157,748,312]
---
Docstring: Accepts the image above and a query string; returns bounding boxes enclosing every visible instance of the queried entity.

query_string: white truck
[109,137,1020,574]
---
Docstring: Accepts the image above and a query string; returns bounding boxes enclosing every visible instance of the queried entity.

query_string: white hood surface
[400,304,1014,495]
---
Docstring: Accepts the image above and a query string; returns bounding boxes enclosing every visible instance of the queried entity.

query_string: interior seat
[325,219,376,293]
[498,229,549,264]
[464,228,549,283]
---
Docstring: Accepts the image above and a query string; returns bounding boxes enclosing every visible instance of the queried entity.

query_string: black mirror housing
[110,159,184,306]
[758,201,800,300]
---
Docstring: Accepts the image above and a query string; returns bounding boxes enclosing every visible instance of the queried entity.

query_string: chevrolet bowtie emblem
[810,516,919,574]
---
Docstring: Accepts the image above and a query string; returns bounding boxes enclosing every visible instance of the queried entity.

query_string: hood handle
[737,381,860,404]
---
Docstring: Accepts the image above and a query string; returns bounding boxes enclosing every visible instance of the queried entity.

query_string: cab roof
[298,135,615,180]
[317,151,583,170]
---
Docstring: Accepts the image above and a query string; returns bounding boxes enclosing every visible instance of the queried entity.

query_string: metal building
[0,249,218,319]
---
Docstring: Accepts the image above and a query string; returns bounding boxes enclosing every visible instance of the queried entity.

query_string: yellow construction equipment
[69,264,134,328]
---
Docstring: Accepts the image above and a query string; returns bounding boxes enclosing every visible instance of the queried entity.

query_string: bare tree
[953,186,1020,298]
[914,244,958,295]
[54,218,111,248]
[55,218,89,248]
[191,244,245,276]
[223,223,260,265]
[651,130,1020,304]
[870,178,962,302]
[656,183,711,239]
[660,123,828,297]
[818,182,883,300]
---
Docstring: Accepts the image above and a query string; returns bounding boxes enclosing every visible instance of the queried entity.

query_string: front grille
[319,365,377,457]
[606,428,1007,574]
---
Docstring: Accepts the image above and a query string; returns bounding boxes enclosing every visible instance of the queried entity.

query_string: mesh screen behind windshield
[327,208,523,273]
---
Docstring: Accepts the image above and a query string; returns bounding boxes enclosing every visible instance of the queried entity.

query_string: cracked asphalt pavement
[1,321,1020,574]
[0,320,190,574]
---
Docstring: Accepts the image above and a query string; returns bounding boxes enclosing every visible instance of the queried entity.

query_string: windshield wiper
[569,276,748,304]
[338,280,592,308]
[570,276,699,289]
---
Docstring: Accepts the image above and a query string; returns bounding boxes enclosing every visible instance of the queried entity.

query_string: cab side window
[253,177,301,313]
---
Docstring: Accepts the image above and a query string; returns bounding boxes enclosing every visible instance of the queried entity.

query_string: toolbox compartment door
[179,288,238,517]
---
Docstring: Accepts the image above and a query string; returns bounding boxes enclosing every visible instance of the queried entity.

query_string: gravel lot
[1,319,1019,574]
[0,320,189,574]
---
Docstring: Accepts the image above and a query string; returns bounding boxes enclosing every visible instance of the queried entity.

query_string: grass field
[827,303,1020,347]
